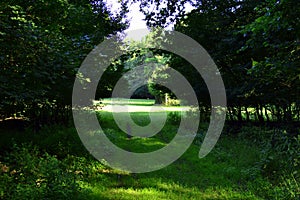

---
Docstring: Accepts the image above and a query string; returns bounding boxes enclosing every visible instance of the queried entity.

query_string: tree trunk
[276,104,282,122]
[154,95,162,104]
[264,106,270,122]
[237,105,243,122]
[256,104,264,123]
[245,106,250,121]
[228,107,234,121]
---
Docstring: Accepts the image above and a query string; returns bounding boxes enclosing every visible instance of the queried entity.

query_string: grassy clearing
[97,98,155,106]
[97,98,189,113]
[0,110,298,199]
[100,105,190,112]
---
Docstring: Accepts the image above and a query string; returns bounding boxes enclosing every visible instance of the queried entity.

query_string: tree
[109,33,174,104]
[133,0,300,122]
[239,0,300,122]
[0,0,128,127]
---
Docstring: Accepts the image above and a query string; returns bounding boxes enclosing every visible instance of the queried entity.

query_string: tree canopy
[0,0,128,126]
[133,0,300,122]
[1,0,299,126]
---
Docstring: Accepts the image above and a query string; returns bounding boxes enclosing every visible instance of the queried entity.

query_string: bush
[238,126,300,199]
[279,172,300,199]
[165,98,180,106]
[31,126,89,158]
[0,143,84,199]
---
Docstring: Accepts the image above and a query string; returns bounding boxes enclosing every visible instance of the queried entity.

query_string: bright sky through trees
[105,0,148,40]
[106,0,147,30]
[106,0,194,40]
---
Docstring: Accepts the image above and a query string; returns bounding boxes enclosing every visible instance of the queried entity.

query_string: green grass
[0,110,298,199]
[80,133,262,199]
[77,112,263,199]
[97,98,155,106]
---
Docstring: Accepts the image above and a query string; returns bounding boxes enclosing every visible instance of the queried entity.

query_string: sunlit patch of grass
[83,179,259,200]
[98,98,155,106]
[75,111,266,199]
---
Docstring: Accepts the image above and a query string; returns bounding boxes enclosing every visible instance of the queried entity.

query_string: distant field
[97,98,155,106]
[95,98,189,112]
[100,105,190,112]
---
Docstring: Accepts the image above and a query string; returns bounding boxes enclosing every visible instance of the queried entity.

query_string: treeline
[135,0,299,124]
[226,104,299,123]
[0,0,128,128]
[1,0,299,129]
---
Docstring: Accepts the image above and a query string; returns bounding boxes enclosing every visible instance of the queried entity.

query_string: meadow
[0,99,299,199]
[2,1,299,199]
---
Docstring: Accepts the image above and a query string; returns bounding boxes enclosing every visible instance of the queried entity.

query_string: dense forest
[0,0,299,199]
[1,0,299,125]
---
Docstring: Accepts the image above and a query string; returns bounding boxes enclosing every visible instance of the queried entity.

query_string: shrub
[0,143,84,199]
[279,172,300,199]
[31,126,89,158]
[165,98,180,106]
[238,126,300,199]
